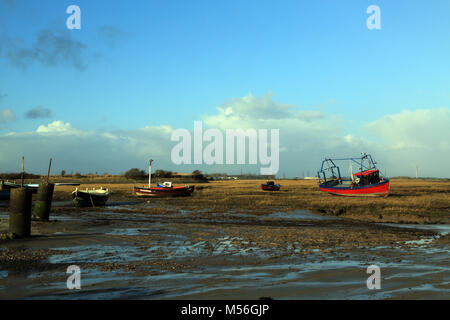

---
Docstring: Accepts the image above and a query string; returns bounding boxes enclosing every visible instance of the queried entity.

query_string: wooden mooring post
[33,158,54,221]
[9,157,32,238]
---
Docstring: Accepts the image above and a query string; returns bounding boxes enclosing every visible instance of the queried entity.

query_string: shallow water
[7,247,448,299]
[382,223,450,235]
[266,210,337,220]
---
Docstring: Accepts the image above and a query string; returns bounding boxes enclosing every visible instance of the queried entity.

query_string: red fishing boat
[317,153,390,197]
[134,160,195,197]
[261,181,281,191]
[134,184,194,197]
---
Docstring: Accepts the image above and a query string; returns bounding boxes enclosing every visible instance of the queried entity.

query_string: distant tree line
[124,168,207,181]
[0,172,41,180]
[124,168,147,180]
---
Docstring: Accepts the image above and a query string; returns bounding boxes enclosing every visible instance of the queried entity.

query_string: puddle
[206,210,336,223]
[381,223,450,247]
[1,212,82,223]
[106,228,148,236]
[50,216,84,222]
[267,210,337,220]
[52,201,74,207]
[21,268,146,300]
[404,237,438,246]
[382,223,450,235]
[48,245,148,264]
[104,201,142,211]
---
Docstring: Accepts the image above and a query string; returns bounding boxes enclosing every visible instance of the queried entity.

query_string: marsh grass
[51,178,449,224]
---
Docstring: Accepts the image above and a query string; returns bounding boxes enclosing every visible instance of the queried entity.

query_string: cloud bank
[1,121,174,174]
[0,93,448,177]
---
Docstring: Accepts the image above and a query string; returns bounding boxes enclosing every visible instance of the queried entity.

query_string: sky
[0,0,449,177]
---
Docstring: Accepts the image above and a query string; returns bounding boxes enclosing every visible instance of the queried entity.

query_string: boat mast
[21,156,24,187]
[148,159,153,188]
[360,152,365,176]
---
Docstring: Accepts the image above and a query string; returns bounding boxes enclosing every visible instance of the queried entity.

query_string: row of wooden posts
[8,157,54,239]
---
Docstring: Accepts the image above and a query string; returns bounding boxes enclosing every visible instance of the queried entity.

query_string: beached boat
[1,180,38,194]
[72,187,109,207]
[134,184,194,197]
[0,180,81,201]
[261,181,281,191]
[134,160,194,197]
[317,153,390,197]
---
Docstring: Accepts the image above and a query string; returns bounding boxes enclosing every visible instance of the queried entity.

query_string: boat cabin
[317,153,385,187]
[161,182,173,188]
[352,169,381,185]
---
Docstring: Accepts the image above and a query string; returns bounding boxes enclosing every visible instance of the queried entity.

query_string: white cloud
[367,108,450,151]
[204,92,324,129]
[365,108,450,177]
[36,120,85,135]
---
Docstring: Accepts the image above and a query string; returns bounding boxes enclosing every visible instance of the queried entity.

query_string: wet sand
[0,200,448,299]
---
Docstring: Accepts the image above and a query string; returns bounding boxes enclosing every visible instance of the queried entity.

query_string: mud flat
[0,200,448,299]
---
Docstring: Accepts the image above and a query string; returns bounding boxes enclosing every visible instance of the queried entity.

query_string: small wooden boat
[134,184,194,197]
[261,181,281,191]
[134,160,194,197]
[1,180,38,194]
[72,187,109,207]
[318,153,390,197]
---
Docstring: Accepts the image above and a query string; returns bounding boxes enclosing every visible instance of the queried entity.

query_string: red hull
[319,180,390,197]
[134,185,194,197]
[261,184,280,191]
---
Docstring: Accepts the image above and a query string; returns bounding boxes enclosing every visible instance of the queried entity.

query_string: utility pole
[148,159,153,187]
[416,165,419,179]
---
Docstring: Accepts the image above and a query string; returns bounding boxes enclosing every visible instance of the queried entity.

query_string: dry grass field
[50,178,450,224]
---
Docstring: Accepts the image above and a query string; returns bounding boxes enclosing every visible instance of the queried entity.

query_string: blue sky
[1,0,449,177]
